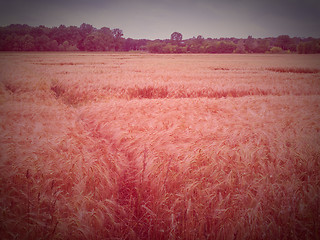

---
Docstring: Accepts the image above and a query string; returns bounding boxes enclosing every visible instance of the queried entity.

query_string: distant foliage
[170,32,183,44]
[269,47,283,54]
[0,24,124,52]
[297,40,320,54]
[0,24,320,53]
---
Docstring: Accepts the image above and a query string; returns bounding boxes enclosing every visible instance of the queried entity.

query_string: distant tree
[162,43,174,53]
[205,42,219,53]
[21,34,35,51]
[124,38,143,51]
[30,26,46,38]
[99,27,115,49]
[136,39,148,51]
[69,26,82,45]
[171,32,183,44]
[49,25,71,45]
[6,24,32,36]
[254,39,270,53]
[123,38,133,51]
[77,23,95,50]
[219,41,236,53]
[47,40,59,51]
[269,46,283,54]
[34,35,51,51]
[297,42,305,54]
[112,28,124,51]
[83,32,107,51]
[175,46,187,53]
[0,34,15,50]
[196,35,204,44]
[100,27,112,36]
[245,35,257,53]
[185,37,198,53]
[275,35,293,51]
[11,34,24,51]
[234,39,246,53]
[112,28,123,39]
[146,41,165,53]
[297,40,320,54]
[80,23,94,36]
[59,40,78,51]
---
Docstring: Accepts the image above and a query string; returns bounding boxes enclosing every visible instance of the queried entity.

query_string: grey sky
[0,0,319,39]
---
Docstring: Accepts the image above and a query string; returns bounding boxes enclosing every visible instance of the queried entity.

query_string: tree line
[1,24,320,54]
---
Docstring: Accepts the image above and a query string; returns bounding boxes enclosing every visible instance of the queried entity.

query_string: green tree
[124,38,136,51]
[80,23,94,36]
[245,35,257,53]
[255,39,270,53]
[35,35,51,51]
[196,35,204,45]
[77,23,95,50]
[83,33,107,51]
[205,42,219,53]
[21,34,35,51]
[112,28,123,39]
[0,34,15,50]
[297,40,320,54]
[99,27,115,50]
[171,32,183,44]
[218,41,236,53]
[275,35,293,51]
[235,39,246,53]
[146,41,165,53]
[59,40,78,51]
[112,28,124,51]
[269,46,283,54]
[47,40,59,51]
[30,26,45,38]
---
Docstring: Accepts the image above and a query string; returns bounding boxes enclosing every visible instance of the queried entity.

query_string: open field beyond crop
[0,53,320,239]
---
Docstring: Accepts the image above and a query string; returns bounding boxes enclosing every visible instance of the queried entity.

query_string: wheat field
[0,52,320,239]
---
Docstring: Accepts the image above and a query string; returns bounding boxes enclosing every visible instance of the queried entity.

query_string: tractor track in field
[77,114,150,225]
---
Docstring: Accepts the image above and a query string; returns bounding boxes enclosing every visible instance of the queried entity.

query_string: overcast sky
[0,0,319,39]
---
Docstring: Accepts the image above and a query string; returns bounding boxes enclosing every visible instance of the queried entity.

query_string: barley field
[0,52,320,239]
